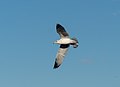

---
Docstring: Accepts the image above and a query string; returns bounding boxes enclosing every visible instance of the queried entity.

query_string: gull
[53,24,79,69]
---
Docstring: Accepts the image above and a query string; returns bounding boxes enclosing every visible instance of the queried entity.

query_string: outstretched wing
[53,44,69,69]
[56,24,69,38]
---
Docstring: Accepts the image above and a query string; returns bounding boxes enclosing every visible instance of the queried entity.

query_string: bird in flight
[53,24,79,69]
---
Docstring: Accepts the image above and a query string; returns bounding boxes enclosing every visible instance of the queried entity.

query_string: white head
[53,40,59,44]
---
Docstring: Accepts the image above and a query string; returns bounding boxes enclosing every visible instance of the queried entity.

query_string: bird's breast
[58,38,72,44]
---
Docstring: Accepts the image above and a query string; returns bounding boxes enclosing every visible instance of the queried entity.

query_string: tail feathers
[73,43,78,48]
[71,38,78,43]
[71,38,79,48]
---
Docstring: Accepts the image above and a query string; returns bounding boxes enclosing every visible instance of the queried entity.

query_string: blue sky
[0,0,120,87]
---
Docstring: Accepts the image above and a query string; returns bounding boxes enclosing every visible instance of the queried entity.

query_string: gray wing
[53,44,69,69]
[56,24,69,38]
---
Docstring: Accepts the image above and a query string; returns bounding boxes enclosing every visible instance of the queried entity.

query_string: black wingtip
[56,24,62,29]
[53,61,60,69]
[56,23,61,26]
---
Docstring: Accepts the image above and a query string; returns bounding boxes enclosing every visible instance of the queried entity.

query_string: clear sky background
[0,0,120,87]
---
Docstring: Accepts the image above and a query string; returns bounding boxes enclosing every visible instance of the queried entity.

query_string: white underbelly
[59,38,72,44]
